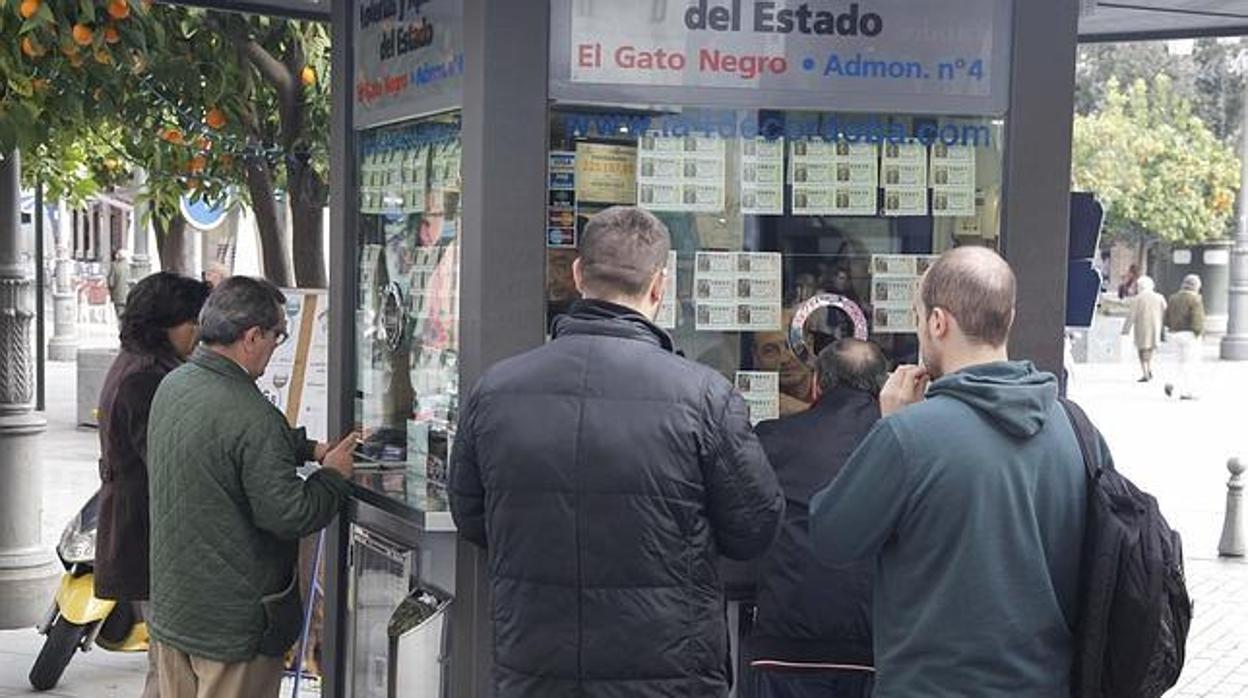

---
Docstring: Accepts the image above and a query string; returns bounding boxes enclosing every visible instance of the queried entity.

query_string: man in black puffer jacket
[451,206,784,697]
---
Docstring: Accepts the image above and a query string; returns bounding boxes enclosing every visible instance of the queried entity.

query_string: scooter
[28,492,149,692]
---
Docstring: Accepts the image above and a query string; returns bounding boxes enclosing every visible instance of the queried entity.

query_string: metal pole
[130,168,152,283]
[0,149,56,629]
[47,200,78,362]
[1222,67,1248,360]
[34,179,44,412]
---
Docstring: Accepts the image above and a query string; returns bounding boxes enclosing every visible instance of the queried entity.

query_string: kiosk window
[546,107,1004,422]
[354,112,462,511]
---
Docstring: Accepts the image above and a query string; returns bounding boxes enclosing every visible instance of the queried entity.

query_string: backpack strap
[1058,397,1102,482]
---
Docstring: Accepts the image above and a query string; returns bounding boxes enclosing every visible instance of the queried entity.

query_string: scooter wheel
[28,617,89,691]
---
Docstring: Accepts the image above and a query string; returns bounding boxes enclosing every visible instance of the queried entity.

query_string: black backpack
[1059,398,1192,698]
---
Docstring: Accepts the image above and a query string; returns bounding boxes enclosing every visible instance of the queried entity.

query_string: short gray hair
[1181,274,1201,292]
[198,276,286,346]
[579,206,671,297]
[817,339,889,397]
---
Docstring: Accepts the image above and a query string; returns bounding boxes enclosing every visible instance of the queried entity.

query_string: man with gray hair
[451,205,783,696]
[147,276,357,698]
[748,338,887,697]
[1164,273,1206,400]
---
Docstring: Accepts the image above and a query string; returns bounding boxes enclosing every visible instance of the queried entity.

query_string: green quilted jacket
[147,347,350,662]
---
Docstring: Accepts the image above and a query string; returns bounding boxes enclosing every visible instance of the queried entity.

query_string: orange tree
[1,0,331,287]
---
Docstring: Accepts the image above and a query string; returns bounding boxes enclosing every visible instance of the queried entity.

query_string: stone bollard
[1219,458,1245,558]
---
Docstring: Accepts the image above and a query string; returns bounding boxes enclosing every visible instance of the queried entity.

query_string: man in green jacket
[147,276,356,698]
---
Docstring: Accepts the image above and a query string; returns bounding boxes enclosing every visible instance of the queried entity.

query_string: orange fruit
[106,0,130,20]
[219,154,234,168]
[205,107,226,130]
[20,36,44,58]
[188,155,206,172]
[31,78,49,92]
[19,0,40,19]
[195,136,211,150]
[72,24,93,46]
[104,25,119,43]
[300,65,316,87]
[161,128,183,144]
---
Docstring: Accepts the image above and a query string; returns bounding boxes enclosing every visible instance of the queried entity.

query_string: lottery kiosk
[325,1,1079,695]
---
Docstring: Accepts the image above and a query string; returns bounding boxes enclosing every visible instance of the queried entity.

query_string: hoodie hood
[925,361,1058,439]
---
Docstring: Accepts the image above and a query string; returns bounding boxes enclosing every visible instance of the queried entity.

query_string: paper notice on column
[694,252,782,332]
[637,133,726,213]
[930,143,976,217]
[656,251,678,330]
[740,137,784,215]
[735,371,780,425]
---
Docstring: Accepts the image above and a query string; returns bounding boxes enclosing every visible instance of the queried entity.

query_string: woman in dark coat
[94,272,210,696]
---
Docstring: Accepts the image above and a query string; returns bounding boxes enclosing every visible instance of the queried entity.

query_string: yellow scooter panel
[55,574,116,625]
[97,621,149,653]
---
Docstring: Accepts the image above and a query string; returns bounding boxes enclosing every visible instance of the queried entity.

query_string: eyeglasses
[269,326,289,347]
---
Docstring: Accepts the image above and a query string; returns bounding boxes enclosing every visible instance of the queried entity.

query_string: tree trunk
[244,158,294,288]
[289,156,327,288]
[153,212,192,275]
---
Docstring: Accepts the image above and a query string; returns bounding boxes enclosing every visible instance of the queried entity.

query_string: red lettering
[577,43,599,68]
[614,45,686,72]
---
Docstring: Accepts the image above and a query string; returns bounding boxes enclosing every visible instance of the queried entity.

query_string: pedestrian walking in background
[1165,274,1206,400]
[106,249,130,319]
[1118,263,1140,299]
[146,277,358,698]
[810,247,1087,696]
[749,338,887,698]
[450,206,783,697]
[1121,275,1166,382]
[94,272,211,698]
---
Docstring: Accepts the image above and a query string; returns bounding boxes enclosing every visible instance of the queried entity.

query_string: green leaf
[79,0,94,23]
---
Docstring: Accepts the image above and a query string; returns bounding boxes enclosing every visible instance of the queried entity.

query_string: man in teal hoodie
[810,247,1087,696]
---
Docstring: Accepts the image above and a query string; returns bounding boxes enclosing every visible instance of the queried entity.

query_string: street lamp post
[47,202,78,362]
[0,150,57,628]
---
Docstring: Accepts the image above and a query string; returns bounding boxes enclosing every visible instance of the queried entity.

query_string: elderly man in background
[1165,273,1206,400]
[1122,275,1166,383]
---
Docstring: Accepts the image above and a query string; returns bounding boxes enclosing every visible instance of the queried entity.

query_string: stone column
[130,169,152,283]
[1223,69,1248,360]
[0,150,57,629]
[47,202,78,362]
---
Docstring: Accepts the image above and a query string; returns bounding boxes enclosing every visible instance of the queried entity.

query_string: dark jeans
[752,668,874,698]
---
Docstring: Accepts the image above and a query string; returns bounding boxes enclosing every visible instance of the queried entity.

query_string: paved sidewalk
[0,339,1245,696]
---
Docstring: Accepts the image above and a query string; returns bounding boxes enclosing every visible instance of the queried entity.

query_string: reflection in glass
[354,112,462,511]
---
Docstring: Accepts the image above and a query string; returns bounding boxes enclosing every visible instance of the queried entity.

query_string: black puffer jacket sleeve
[700,379,784,560]
[449,385,487,547]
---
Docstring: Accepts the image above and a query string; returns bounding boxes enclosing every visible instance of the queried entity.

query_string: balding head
[920,247,1016,348]
[817,338,889,397]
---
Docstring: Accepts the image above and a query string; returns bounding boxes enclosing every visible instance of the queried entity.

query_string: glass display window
[354,111,462,512]
[546,106,1004,422]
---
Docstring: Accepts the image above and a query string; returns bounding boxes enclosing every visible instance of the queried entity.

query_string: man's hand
[880,365,929,417]
[321,432,359,479]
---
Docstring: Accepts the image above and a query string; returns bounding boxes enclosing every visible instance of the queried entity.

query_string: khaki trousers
[156,641,284,698]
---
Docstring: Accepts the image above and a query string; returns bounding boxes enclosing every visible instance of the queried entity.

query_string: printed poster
[870,255,939,334]
[740,137,784,215]
[547,150,578,248]
[577,142,637,204]
[735,371,780,425]
[790,138,878,216]
[882,140,928,217]
[637,133,727,214]
[694,252,782,332]
[930,143,976,217]
[656,251,678,329]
